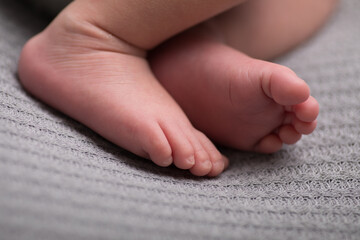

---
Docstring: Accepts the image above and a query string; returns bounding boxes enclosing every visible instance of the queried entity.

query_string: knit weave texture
[0,0,359,239]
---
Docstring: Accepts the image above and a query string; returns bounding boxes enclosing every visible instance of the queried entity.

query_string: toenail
[161,157,173,167]
[204,160,212,170]
[186,156,195,166]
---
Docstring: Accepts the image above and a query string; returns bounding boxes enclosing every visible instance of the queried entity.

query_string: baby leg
[18,0,248,176]
[209,0,339,59]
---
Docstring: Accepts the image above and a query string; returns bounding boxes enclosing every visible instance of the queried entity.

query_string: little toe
[261,63,310,106]
[293,96,319,122]
[254,134,283,153]
[293,118,318,135]
[207,155,228,177]
[189,146,212,177]
[222,155,230,170]
[278,125,302,145]
[193,130,226,177]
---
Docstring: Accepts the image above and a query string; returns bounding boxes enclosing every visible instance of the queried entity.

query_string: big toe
[261,63,310,106]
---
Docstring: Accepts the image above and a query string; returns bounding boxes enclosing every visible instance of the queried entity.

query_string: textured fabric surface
[0,0,360,239]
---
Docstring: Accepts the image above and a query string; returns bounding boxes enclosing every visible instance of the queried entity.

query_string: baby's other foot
[18,10,228,176]
[150,26,319,153]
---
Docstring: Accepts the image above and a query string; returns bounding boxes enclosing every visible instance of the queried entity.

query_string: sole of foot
[150,27,319,153]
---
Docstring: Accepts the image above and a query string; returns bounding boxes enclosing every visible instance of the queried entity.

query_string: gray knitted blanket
[0,0,359,239]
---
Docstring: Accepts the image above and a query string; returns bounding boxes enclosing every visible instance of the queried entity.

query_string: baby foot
[17,11,228,176]
[150,26,319,153]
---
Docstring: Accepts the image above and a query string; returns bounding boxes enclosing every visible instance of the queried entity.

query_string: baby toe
[293,118,318,135]
[142,123,173,167]
[261,63,310,106]
[194,130,225,177]
[171,140,196,170]
[222,155,230,170]
[293,96,319,122]
[278,125,302,145]
[190,149,212,177]
[254,134,283,153]
[159,122,196,170]
[207,155,228,177]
